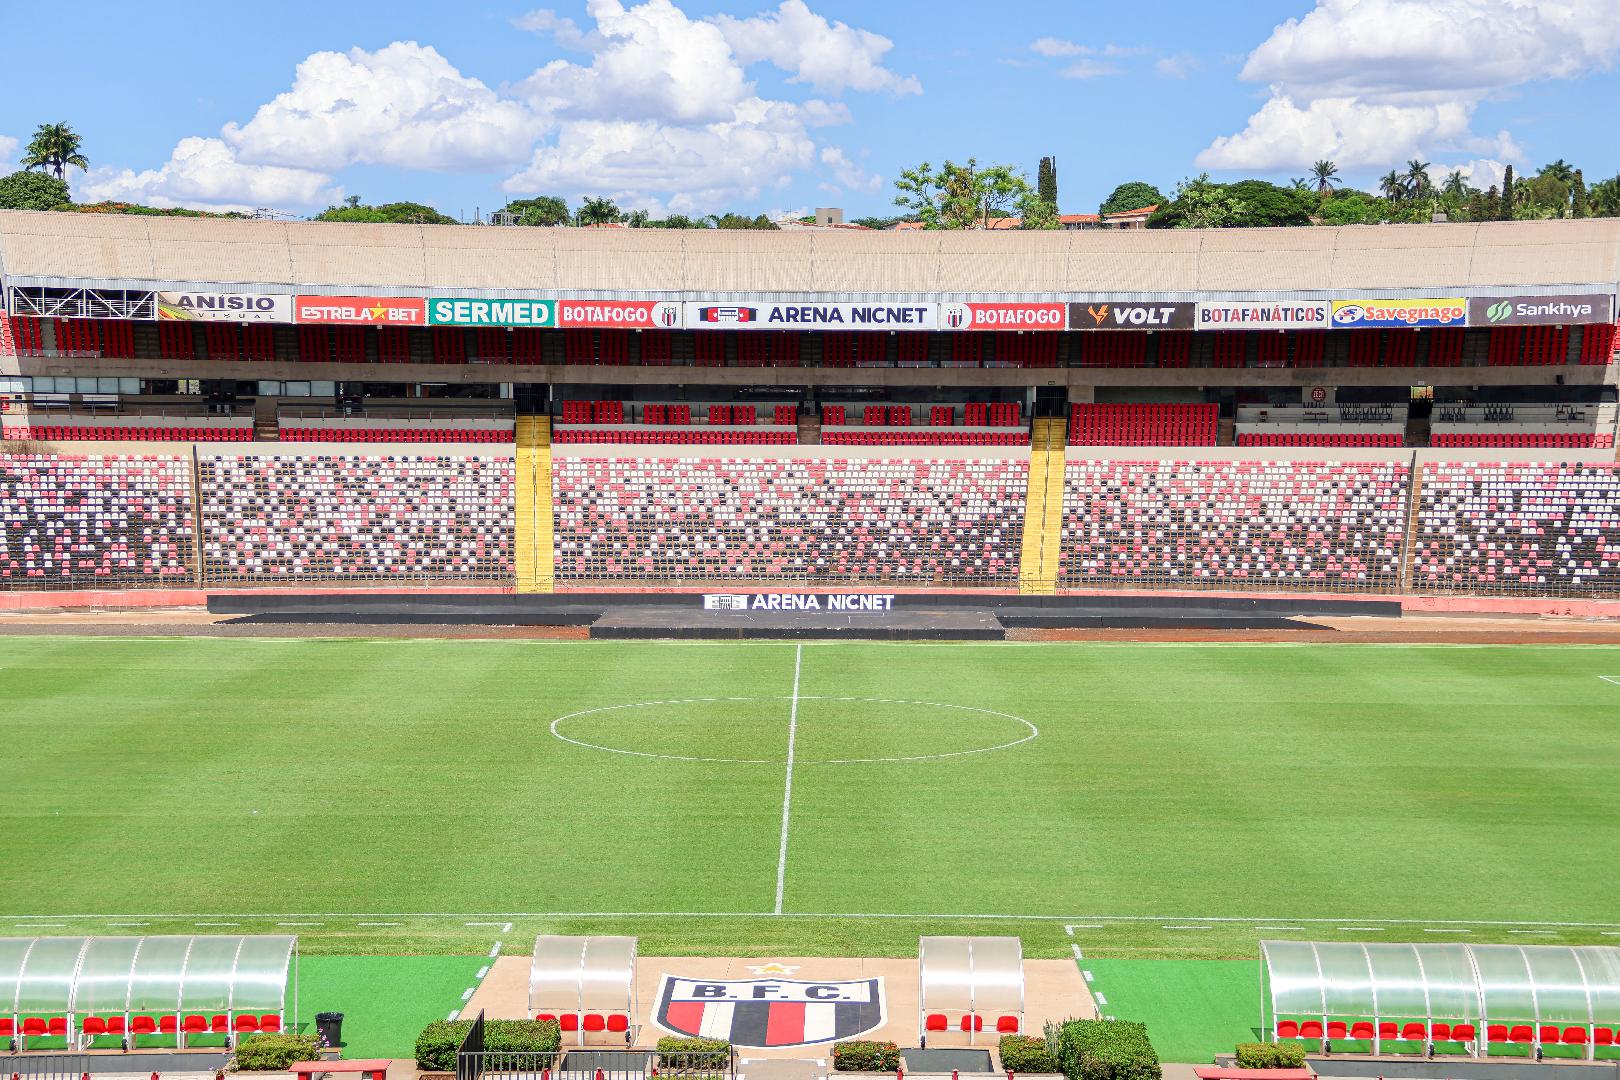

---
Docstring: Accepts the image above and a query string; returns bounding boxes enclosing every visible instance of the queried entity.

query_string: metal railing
[0,1053,89,1080]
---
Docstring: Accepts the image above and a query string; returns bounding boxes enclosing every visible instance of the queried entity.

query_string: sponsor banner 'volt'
[157,292,292,324]
[1470,293,1616,326]
[1331,298,1465,328]
[558,299,683,329]
[296,296,426,326]
[655,976,885,1048]
[427,298,555,327]
[1195,301,1330,330]
[1069,301,1195,330]
[685,301,937,330]
[939,302,1066,330]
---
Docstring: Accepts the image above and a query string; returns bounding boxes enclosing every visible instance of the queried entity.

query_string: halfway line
[774,644,803,915]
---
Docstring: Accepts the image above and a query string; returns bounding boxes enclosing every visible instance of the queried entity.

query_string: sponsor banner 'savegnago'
[428,298,555,327]
[558,299,683,329]
[685,302,937,330]
[1195,301,1330,330]
[939,302,1065,331]
[157,292,291,323]
[1069,301,1195,330]
[1331,298,1465,328]
[296,296,426,326]
[1469,293,1616,327]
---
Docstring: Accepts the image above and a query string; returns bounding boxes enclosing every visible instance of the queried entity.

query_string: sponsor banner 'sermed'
[1331,298,1465,328]
[1195,301,1330,330]
[939,302,1065,331]
[1069,301,1196,330]
[655,975,885,1048]
[1468,293,1616,327]
[685,301,937,330]
[558,299,683,329]
[428,297,556,327]
[296,296,426,326]
[157,292,292,324]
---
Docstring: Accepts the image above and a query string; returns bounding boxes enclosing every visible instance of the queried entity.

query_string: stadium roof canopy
[528,935,637,1018]
[1,211,1617,303]
[918,935,1023,1024]
[0,935,297,1017]
[1260,939,1620,1030]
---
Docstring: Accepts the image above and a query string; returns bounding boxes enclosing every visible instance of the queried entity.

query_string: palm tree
[20,122,89,180]
[1540,159,1575,184]
[1405,159,1433,197]
[1289,178,1310,193]
[1441,170,1468,200]
[1379,170,1407,202]
[1311,159,1340,197]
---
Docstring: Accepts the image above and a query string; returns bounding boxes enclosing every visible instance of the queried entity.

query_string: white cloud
[513,8,595,49]
[1156,53,1197,79]
[818,145,881,193]
[1061,60,1122,79]
[1030,37,1088,58]
[711,0,919,96]
[223,42,543,171]
[77,137,338,212]
[1425,158,1509,192]
[1200,0,1620,171]
[0,134,17,164]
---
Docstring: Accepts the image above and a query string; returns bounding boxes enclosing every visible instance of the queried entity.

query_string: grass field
[3,637,1619,961]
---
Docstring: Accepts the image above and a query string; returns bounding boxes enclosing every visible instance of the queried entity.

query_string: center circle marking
[549,696,1038,765]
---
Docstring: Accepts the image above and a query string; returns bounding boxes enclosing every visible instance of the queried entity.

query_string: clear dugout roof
[1261,940,1620,1026]
[0,936,296,1016]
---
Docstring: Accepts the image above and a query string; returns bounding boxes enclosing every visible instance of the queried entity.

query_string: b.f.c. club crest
[654,975,885,1048]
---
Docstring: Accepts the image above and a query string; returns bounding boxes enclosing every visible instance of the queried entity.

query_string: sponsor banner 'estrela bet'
[1469,293,1616,327]
[1069,301,1196,330]
[685,302,937,330]
[427,298,555,327]
[1195,302,1330,330]
[157,292,292,324]
[296,296,426,326]
[939,302,1066,331]
[655,976,885,1048]
[1331,298,1465,328]
[558,300,683,329]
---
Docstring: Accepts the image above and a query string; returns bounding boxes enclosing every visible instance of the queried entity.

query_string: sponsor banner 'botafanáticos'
[296,295,426,325]
[1068,301,1195,330]
[558,299,683,329]
[1331,298,1465,328]
[1195,301,1330,330]
[1469,293,1616,327]
[939,302,1065,331]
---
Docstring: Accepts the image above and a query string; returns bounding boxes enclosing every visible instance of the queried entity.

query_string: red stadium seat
[48,1017,68,1036]
[1508,1025,1534,1043]
[1451,1023,1475,1042]
[1299,1021,1323,1039]
[559,1015,580,1032]
[1429,1022,1451,1041]
[607,1014,629,1033]
[1486,1024,1507,1042]
[0,1018,12,1037]
[536,1014,556,1023]
[1402,1022,1427,1041]
[1594,1028,1614,1046]
[1562,1027,1587,1045]
[584,1015,606,1032]
[997,1016,1019,1033]
[259,1014,282,1033]
[1540,1025,1561,1044]
[106,1016,127,1037]
[960,1014,983,1032]
[182,1015,208,1034]
[81,1017,107,1037]
[22,1018,46,1037]
[211,1014,230,1033]
[131,1016,158,1036]
[1327,1021,1348,1040]
[926,1014,948,1032]
[1378,1022,1398,1040]
[234,1015,260,1034]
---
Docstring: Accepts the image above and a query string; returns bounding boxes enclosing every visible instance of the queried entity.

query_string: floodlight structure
[918,936,1024,1046]
[528,936,637,1046]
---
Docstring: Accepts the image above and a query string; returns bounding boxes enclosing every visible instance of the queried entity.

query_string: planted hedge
[1233,1042,1307,1069]
[657,1036,733,1069]
[999,1034,1059,1074]
[832,1039,902,1071]
[232,1033,324,1071]
[1054,1020,1160,1080]
[414,1018,562,1071]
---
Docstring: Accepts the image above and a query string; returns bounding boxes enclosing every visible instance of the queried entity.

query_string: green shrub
[233,1033,324,1071]
[1054,1020,1160,1080]
[1000,1034,1059,1073]
[832,1039,902,1071]
[413,1018,561,1071]
[657,1036,732,1069]
[1233,1043,1306,1069]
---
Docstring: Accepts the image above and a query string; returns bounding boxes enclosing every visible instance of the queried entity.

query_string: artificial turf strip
[1078,959,1261,1063]
[3,638,1620,960]
[293,955,487,1057]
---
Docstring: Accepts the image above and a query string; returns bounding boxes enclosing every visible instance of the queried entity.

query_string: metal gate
[0,1054,89,1080]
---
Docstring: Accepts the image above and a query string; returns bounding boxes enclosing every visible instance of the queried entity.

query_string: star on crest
[747,962,799,976]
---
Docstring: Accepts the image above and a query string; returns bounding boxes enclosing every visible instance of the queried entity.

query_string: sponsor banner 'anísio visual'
[1069,301,1195,330]
[1331,298,1465,328]
[1469,293,1616,327]
[1195,301,1330,330]
[296,296,427,326]
[157,292,292,324]
[939,302,1065,330]
[558,299,683,329]
[427,297,556,327]
[685,302,937,330]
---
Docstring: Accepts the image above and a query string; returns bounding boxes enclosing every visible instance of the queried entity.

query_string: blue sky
[2,0,1616,220]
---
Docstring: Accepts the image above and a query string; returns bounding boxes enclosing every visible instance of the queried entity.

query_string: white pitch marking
[278,922,323,927]
[476,966,490,979]
[1423,928,1470,933]
[447,1011,459,1022]
[1082,971,1094,983]
[1069,924,1105,930]
[1603,932,1620,937]
[466,921,512,932]
[194,921,239,926]
[1598,676,1620,685]
[1256,927,1307,931]
[16,923,64,928]
[107,922,149,927]
[1339,927,1386,932]
[1164,925,1212,930]
[1094,992,1108,1006]
[461,988,475,1001]
[1508,930,1556,935]
[489,941,502,957]
[1070,944,1083,961]
[774,644,804,916]
[1064,926,1074,936]
[358,921,401,926]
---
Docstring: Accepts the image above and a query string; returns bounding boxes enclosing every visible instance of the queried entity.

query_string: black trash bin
[316,1012,344,1047]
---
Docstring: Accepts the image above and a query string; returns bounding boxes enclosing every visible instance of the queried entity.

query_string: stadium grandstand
[1,209,1618,605]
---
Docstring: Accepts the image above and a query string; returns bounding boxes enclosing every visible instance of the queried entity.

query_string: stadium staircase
[0,312,15,358]
[253,399,279,442]
[515,415,555,593]
[1398,458,1423,592]
[1018,417,1067,594]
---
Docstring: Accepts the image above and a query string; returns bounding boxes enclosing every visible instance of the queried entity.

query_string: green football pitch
[3,636,1619,961]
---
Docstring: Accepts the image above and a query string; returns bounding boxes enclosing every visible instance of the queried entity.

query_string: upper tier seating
[198,455,514,583]
[1412,462,1620,594]
[552,457,1026,586]
[0,454,194,587]
[1069,403,1218,446]
[3,416,253,442]
[1059,460,1408,590]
